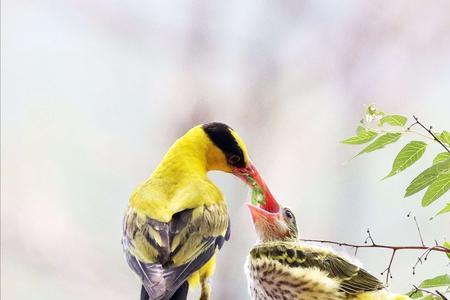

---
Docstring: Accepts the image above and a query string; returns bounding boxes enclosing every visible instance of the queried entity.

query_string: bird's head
[201,122,279,214]
[247,204,298,243]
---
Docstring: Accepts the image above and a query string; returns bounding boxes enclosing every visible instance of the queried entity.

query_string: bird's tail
[140,285,149,300]
[169,281,189,300]
[140,281,188,300]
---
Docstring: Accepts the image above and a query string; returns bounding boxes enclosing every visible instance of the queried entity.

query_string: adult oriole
[122,122,277,300]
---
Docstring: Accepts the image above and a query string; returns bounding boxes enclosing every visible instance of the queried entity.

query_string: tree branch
[408,115,450,153]
[300,229,450,285]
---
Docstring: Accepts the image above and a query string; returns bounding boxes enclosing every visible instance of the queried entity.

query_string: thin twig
[300,229,450,286]
[412,115,450,153]
[407,212,425,247]
[410,285,441,298]
[380,249,396,284]
[415,217,425,247]
[365,228,376,245]
[299,238,449,254]
[436,290,448,300]
[412,245,443,275]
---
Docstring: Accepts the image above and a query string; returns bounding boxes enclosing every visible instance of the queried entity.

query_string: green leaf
[433,152,450,165]
[444,240,450,248]
[417,296,440,300]
[422,172,450,207]
[405,159,450,197]
[419,274,450,288]
[356,133,402,156]
[247,175,265,206]
[439,130,450,146]
[435,203,450,218]
[443,240,450,260]
[384,141,427,179]
[407,293,439,300]
[406,290,424,299]
[431,204,450,220]
[341,127,378,145]
[378,115,407,127]
[356,126,365,135]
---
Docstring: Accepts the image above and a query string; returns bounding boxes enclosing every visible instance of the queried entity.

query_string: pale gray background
[1,1,449,299]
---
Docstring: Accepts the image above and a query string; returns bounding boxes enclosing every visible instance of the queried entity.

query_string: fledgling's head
[198,122,279,213]
[248,204,298,243]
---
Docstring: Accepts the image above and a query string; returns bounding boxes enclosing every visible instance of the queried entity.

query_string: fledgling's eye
[228,155,241,165]
[284,209,294,220]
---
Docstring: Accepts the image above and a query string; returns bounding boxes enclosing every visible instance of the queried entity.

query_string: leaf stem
[361,124,435,141]
[404,130,437,141]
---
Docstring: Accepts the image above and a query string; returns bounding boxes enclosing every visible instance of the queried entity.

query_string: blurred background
[2,1,450,299]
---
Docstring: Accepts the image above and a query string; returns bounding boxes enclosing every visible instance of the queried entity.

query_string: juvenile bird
[122,122,278,300]
[245,204,410,300]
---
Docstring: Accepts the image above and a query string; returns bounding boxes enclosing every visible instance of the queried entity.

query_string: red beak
[247,204,279,224]
[233,161,280,213]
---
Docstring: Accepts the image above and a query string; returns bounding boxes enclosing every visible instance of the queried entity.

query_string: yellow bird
[245,203,411,300]
[122,122,277,300]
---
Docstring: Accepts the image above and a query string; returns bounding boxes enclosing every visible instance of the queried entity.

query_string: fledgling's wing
[320,252,384,295]
[251,242,384,296]
[123,203,230,300]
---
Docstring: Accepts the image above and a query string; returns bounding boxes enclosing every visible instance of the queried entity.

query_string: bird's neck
[259,239,298,245]
[130,127,226,221]
[151,127,211,180]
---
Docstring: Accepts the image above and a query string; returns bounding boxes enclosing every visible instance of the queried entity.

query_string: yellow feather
[187,255,217,290]
[187,271,200,289]
[355,290,411,300]
[199,253,217,280]
[229,129,250,163]
[129,125,235,221]
[131,232,160,264]
[125,124,247,298]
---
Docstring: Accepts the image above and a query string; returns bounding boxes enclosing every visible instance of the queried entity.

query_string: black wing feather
[123,204,229,300]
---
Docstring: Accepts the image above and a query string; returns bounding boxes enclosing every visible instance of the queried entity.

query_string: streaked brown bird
[245,203,410,300]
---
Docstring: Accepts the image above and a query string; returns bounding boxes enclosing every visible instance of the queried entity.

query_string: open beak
[233,161,280,213]
[247,203,279,224]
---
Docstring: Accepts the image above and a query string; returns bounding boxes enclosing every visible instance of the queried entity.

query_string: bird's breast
[245,255,344,300]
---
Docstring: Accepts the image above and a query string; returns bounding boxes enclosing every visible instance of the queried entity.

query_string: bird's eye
[228,155,241,165]
[284,209,294,220]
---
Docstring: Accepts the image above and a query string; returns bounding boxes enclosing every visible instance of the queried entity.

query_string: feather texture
[246,242,390,300]
[123,203,229,299]
[123,125,236,300]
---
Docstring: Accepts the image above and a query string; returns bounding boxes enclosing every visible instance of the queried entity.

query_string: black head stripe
[202,122,246,168]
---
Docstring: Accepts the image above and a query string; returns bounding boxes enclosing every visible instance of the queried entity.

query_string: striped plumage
[245,205,411,300]
[123,203,229,300]
[122,123,277,300]
[246,242,383,300]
